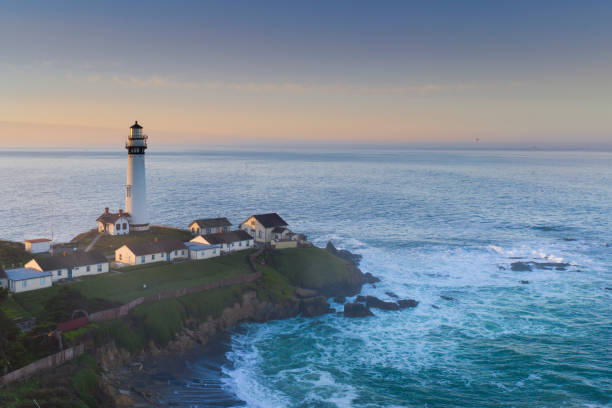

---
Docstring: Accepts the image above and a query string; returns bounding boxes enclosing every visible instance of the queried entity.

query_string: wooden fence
[0,344,85,387]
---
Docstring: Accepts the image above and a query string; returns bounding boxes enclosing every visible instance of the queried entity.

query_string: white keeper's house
[240,213,290,244]
[97,208,131,236]
[0,267,52,293]
[191,230,254,253]
[184,242,222,260]
[115,239,188,265]
[24,238,52,254]
[26,251,109,281]
[189,217,232,235]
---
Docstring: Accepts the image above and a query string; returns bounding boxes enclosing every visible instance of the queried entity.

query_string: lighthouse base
[129,223,150,232]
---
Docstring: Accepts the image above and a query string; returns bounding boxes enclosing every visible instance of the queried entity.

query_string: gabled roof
[33,251,108,271]
[247,213,288,228]
[123,239,187,256]
[5,268,52,281]
[97,212,130,224]
[190,217,232,229]
[25,238,51,243]
[198,230,253,245]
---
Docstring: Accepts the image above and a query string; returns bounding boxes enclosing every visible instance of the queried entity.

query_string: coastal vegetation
[0,241,31,270]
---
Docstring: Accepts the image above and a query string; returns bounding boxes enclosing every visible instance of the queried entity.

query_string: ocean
[1,148,611,407]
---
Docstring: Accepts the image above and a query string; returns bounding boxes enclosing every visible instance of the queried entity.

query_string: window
[207,228,211,233]
[123,223,127,229]
[40,278,46,285]
[116,223,121,230]
[174,250,178,256]
[86,265,91,272]
[258,231,262,238]
[181,250,185,255]
[22,281,27,288]
[126,184,132,197]
[201,251,204,256]
[246,241,250,247]
[119,254,122,261]
[152,254,155,260]
[141,256,145,263]
[58,270,62,276]
[239,241,242,247]
[213,249,216,254]
[98,264,102,272]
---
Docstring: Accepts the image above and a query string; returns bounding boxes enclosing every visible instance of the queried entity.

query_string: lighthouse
[125,121,149,231]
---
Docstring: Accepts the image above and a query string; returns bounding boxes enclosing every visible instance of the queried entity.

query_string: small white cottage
[184,242,222,260]
[97,207,131,236]
[189,217,232,235]
[1,267,52,293]
[24,238,52,254]
[240,213,289,244]
[115,239,188,265]
[191,230,254,253]
[26,251,109,281]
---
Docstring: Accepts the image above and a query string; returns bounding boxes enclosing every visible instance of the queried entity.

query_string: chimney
[119,209,123,216]
[63,251,67,256]
[154,237,158,243]
[105,207,109,214]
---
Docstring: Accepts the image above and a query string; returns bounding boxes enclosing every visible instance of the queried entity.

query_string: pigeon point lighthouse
[125,121,149,231]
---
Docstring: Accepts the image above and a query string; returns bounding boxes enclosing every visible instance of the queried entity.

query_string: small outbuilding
[115,239,188,265]
[189,218,232,235]
[184,242,222,260]
[240,213,289,244]
[191,230,254,253]
[24,238,52,254]
[26,251,109,281]
[1,267,52,293]
[97,207,131,236]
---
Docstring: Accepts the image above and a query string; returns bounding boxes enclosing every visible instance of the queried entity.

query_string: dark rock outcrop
[363,273,381,284]
[325,241,362,266]
[365,296,399,311]
[397,299,419,309]
[385,291,399,299]
[440,295,454,301]
[333,296,346,304]
[520,280,530,284]
[343,302,374,317]
[300,296,333,317]
[511,261,570,272]
[355,295,366,303]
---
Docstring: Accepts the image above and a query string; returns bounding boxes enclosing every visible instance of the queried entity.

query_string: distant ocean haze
[0,148,611,407]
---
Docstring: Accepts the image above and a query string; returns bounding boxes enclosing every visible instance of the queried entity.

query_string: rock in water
[333,296,346,304]
[440,295,454,301]
[385,291,399,299]
[365,296,400,310]
[343,302,374,317]
[355,295,367,303]
[325,241,363,266]
[520,280,530,284]
[301,296,332,317]
[397,299,419,309]
[511,262,533,271]
[363,273,381,283]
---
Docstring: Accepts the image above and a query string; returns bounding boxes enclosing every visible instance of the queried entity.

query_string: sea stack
[125,121,149,231]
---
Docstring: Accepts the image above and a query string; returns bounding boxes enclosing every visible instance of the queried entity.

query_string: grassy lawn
[0,240,32,269]
[271,247,350,289]
[13,250,255,320]
[0,295,32,319]
[71,226,193,256]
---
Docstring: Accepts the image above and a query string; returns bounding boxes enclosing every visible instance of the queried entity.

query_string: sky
[0,0,611,148]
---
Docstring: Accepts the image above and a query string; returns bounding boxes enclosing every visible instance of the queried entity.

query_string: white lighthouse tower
[125,121,149,231]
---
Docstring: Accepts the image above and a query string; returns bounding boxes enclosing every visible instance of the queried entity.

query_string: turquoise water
[0,149,610,407]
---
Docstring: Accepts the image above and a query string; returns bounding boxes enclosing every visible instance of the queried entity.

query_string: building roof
[97,211,130,224]
[199,229,253,245]
[190,217,232,229]
[184,242,221,251]
[123,239,187,256]
[249,213,288,228]
[272,226,289,233]
[5,268,52,281]
[33,251,108,271]
[130,121,143,129]
[25,238,52,243]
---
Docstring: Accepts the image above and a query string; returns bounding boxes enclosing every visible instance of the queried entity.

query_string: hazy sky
[1,0,611,148]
